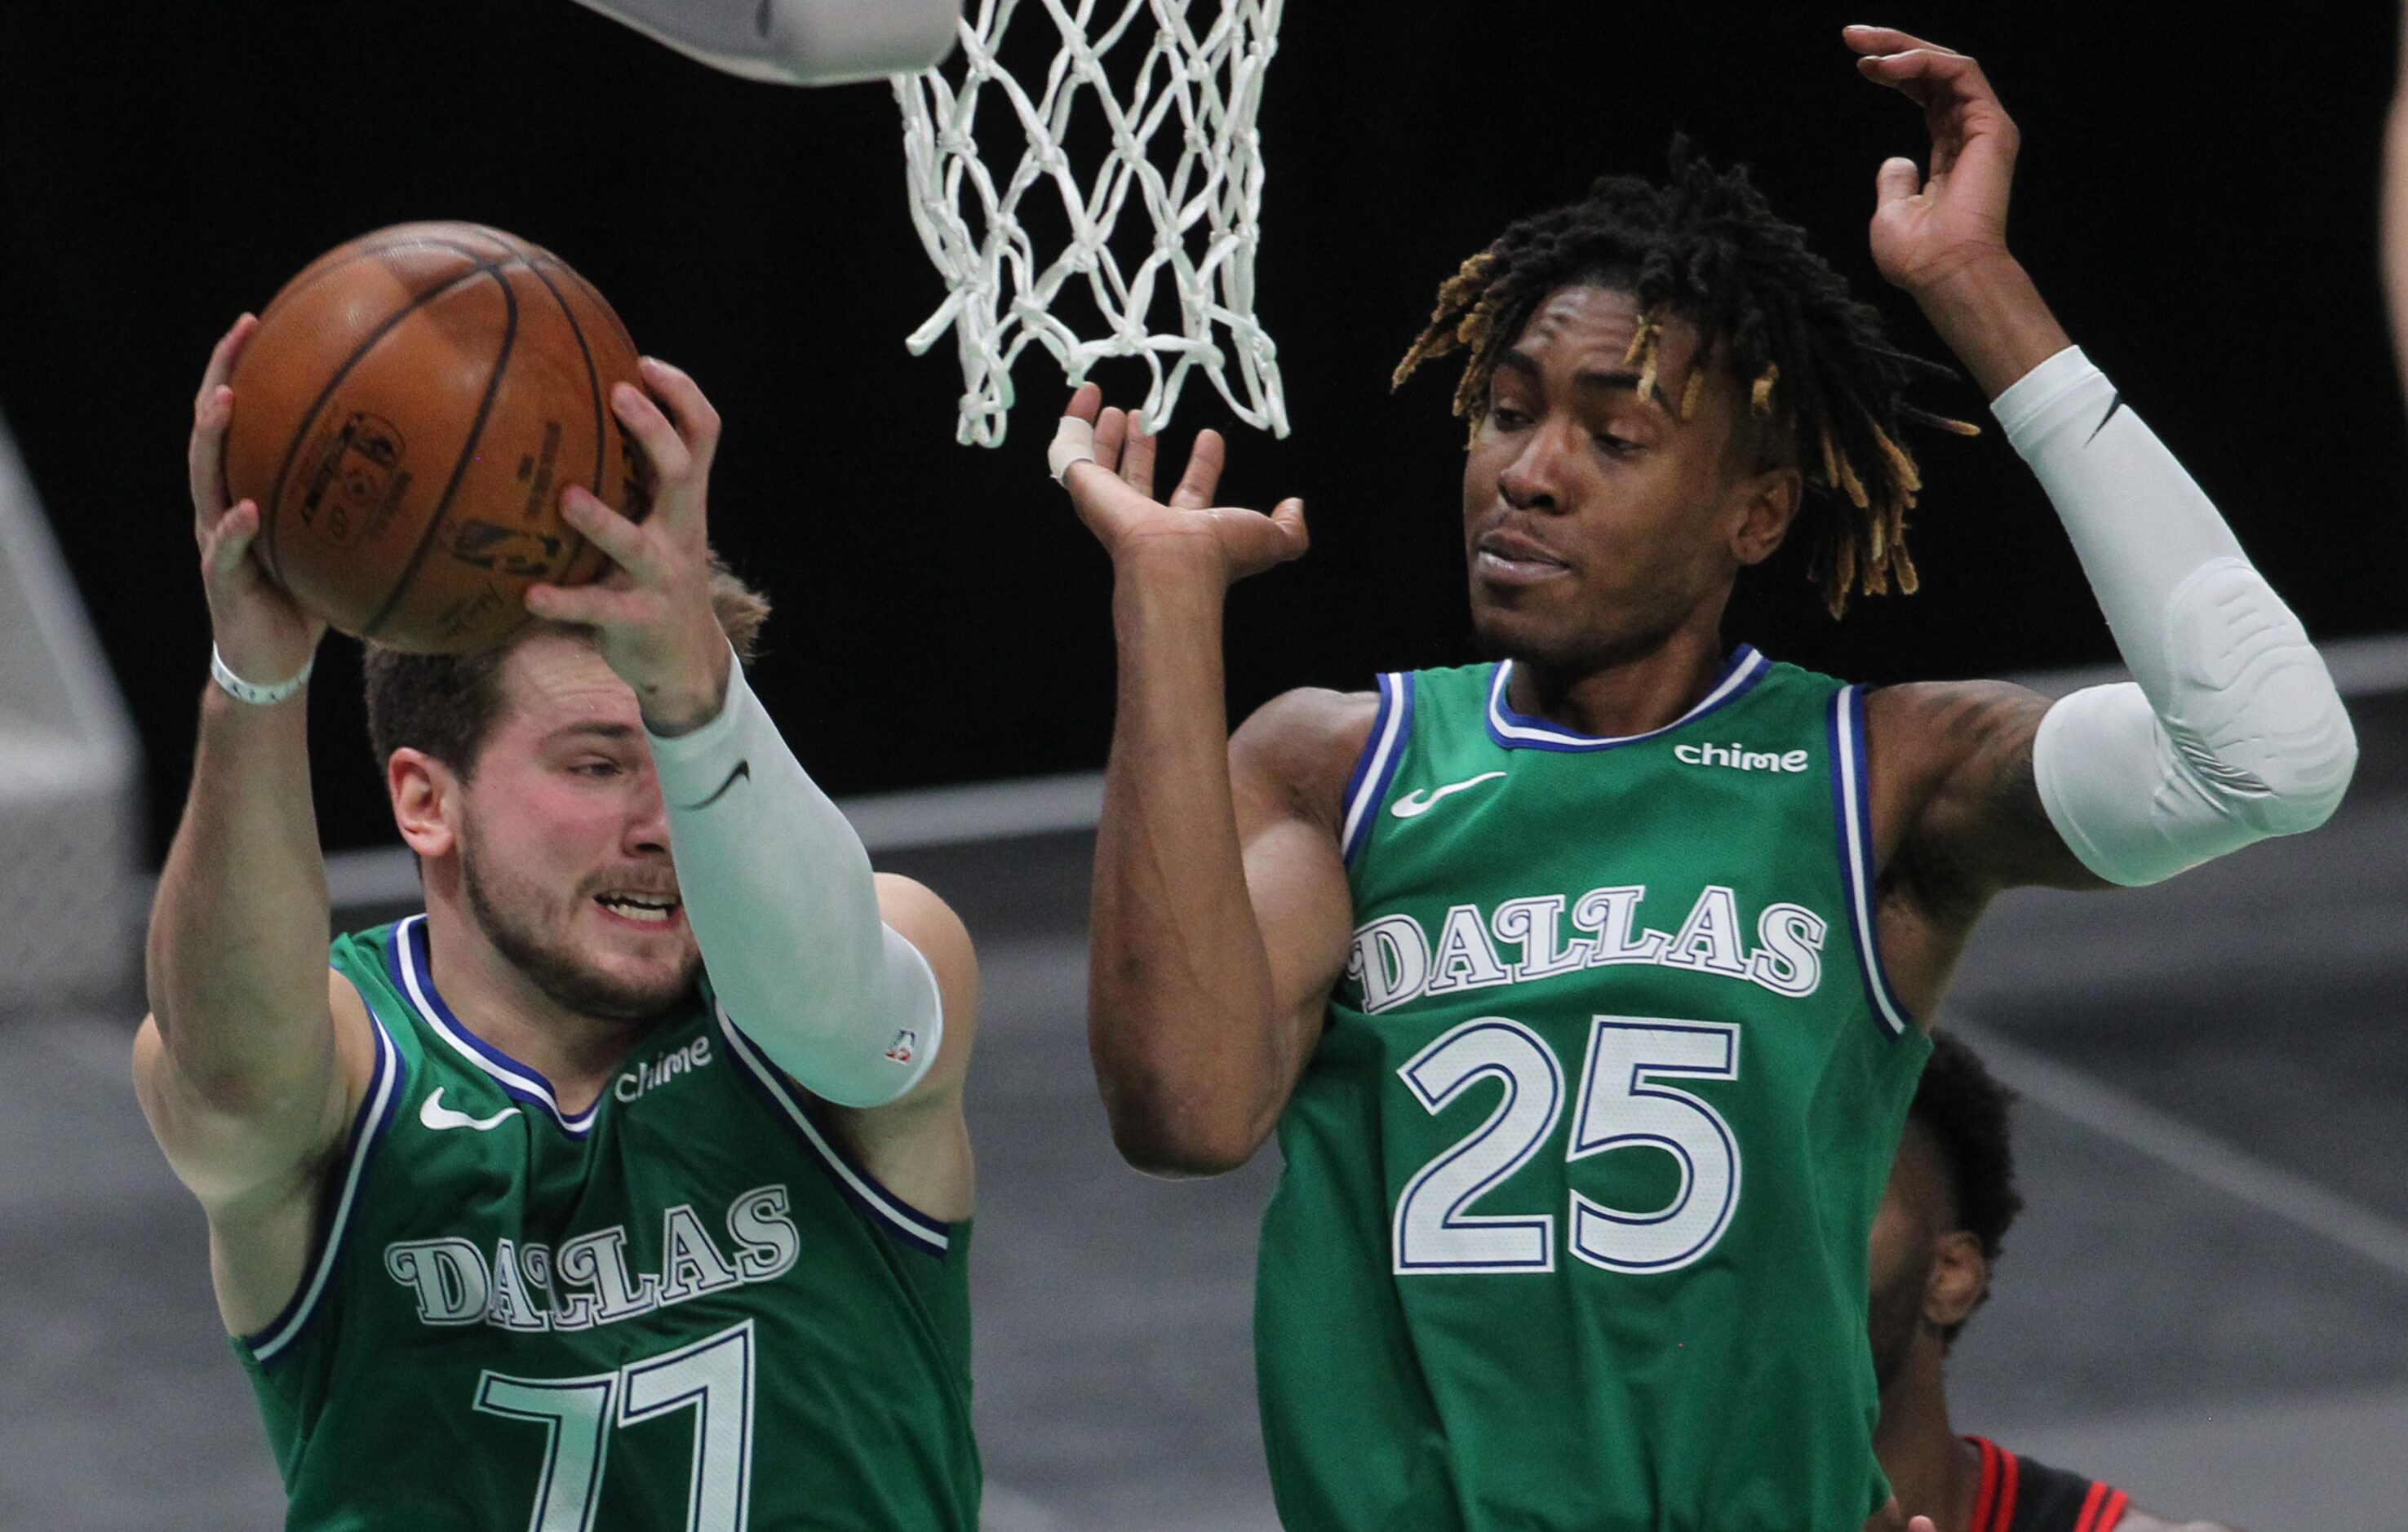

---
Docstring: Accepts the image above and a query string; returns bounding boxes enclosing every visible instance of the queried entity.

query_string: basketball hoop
[894,0,1289,446]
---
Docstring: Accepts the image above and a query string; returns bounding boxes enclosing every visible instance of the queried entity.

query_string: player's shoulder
[1860,677,2054,793]
[1863,676,2053,740]
[1232,685,1381,827]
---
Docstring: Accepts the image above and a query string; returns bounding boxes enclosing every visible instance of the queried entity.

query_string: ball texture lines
[224,222,652,653]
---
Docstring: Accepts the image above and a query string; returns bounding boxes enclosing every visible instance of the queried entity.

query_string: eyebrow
[543,721,641,746]
[1495,349,1651,398]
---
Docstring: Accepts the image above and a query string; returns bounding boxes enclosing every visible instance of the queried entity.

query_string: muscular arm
[1848,31,2354,1006]
[135,317,366,1335]
[816,872,982,1220]
[1087,553,1363,1175]
[1052,387,1349,1176]
[140,687,358,1206]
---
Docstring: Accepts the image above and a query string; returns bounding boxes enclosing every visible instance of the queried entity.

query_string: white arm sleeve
[1998,347,2357,886]
[646,657,942,1106]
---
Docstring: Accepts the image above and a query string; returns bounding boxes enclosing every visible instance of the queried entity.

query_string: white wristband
[210,644,314,706]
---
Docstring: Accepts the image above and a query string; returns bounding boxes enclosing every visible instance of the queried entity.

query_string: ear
[1923,1229,1989,1331]
[388,747,461,860]
[1727,465,1803,568]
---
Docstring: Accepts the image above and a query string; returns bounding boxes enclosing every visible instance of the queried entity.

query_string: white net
[894,0,1288,447]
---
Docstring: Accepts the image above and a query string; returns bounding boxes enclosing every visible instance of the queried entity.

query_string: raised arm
[136,317,372,1334]
[525,362,978,1210]
[1051,389,1359,1176]
[1838,28,2356,990]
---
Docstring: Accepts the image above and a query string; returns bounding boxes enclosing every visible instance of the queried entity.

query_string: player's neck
[1874,1339,1984,1532]
[418,900,662,1110]
[1502,612,1735,739]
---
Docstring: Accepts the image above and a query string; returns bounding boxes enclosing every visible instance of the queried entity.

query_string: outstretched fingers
[202,499,263,578]
[636,356,721,474]
[188,315,258,530]
[188,385,237,533]
[1842,24,1952,58]
[1207,495,1308,580]
[1120,423,1159,498]
[559,485,665,585]
[193,312,255,412]
[523,578,653,631]
[1169,428,1226,510]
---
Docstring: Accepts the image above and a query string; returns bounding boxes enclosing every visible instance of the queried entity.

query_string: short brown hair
[364,561,771,777]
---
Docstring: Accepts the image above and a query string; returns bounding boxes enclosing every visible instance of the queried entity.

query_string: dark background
[3,0,2400,857]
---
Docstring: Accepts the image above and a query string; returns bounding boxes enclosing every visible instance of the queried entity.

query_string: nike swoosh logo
[679,759,750,812]
[2086,392,2125,444]
[419,1087,521,1132]
[1390,770,1507,819]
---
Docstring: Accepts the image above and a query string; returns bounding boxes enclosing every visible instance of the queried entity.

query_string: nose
[1497,418,1573,514]
[627,773,671,858]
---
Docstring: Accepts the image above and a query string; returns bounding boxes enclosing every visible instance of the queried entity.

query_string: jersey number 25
[1392,1016,1741,1276]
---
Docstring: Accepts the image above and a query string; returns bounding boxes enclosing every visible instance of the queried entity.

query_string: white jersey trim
[1829,685,1914,1038]
[713,1005,952,1257]
[1486,646,1771,752]
[1341,672,1414,865]
[390,914,601,1137]
[245,992,404,1364]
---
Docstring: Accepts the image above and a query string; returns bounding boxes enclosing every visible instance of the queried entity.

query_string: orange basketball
[223,222,652,653]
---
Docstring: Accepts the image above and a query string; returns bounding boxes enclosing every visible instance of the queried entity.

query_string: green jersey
[237,916,978,1530]
[1257,649,1930,1531]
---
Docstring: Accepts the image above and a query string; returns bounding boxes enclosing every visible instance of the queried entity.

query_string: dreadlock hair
[364,557,771,779]
[1909,1031,2024,1347]
[1392,139,1980,617]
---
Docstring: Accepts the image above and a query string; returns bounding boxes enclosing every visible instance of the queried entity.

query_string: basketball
[222,221,652,653]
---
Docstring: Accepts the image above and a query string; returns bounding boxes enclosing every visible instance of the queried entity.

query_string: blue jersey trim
[714,1006,953,1259]
[1341,672,1415,866]
[1827,686,1914,1038]
[388,914,601,1136]
[1484,646,1770,752]
[244,994,406,1365]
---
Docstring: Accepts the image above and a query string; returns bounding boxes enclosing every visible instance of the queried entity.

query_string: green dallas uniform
[1257,648,1931,1531]
[235,915,978,1530]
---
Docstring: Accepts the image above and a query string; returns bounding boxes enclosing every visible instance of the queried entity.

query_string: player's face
[453,632,700,1021]
[1866,1123,1943,1392]
[1461,286,1791,671]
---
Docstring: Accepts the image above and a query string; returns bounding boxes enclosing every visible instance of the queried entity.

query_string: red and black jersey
[1966,1437,2132,1532]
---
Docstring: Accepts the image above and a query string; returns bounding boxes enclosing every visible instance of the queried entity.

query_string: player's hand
[525,356,732,737]
[1056,383,1307,587]
[190,313,327,687]
[1862,1497,1939,1532]
[1847,25,2020,294]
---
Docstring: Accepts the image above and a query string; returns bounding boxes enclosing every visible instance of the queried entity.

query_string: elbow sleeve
[2034,562,2356,887]
[1999,348,2357,885]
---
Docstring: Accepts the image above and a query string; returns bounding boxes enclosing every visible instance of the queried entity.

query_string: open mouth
[594,892,682,927]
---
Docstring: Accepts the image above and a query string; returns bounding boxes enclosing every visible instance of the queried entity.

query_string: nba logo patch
[885,1030,918,1065]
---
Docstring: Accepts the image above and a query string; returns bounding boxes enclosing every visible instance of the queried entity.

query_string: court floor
[3,693,2401,1532]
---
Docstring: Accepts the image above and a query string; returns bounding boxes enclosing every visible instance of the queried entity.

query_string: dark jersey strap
[1965,1437,2131,1532]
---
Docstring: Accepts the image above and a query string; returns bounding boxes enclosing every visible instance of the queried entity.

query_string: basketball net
[894,0,1288,447]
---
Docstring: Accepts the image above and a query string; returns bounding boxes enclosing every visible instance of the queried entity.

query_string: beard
[1865,1251,1931,1393]
[459,819,698,1024]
